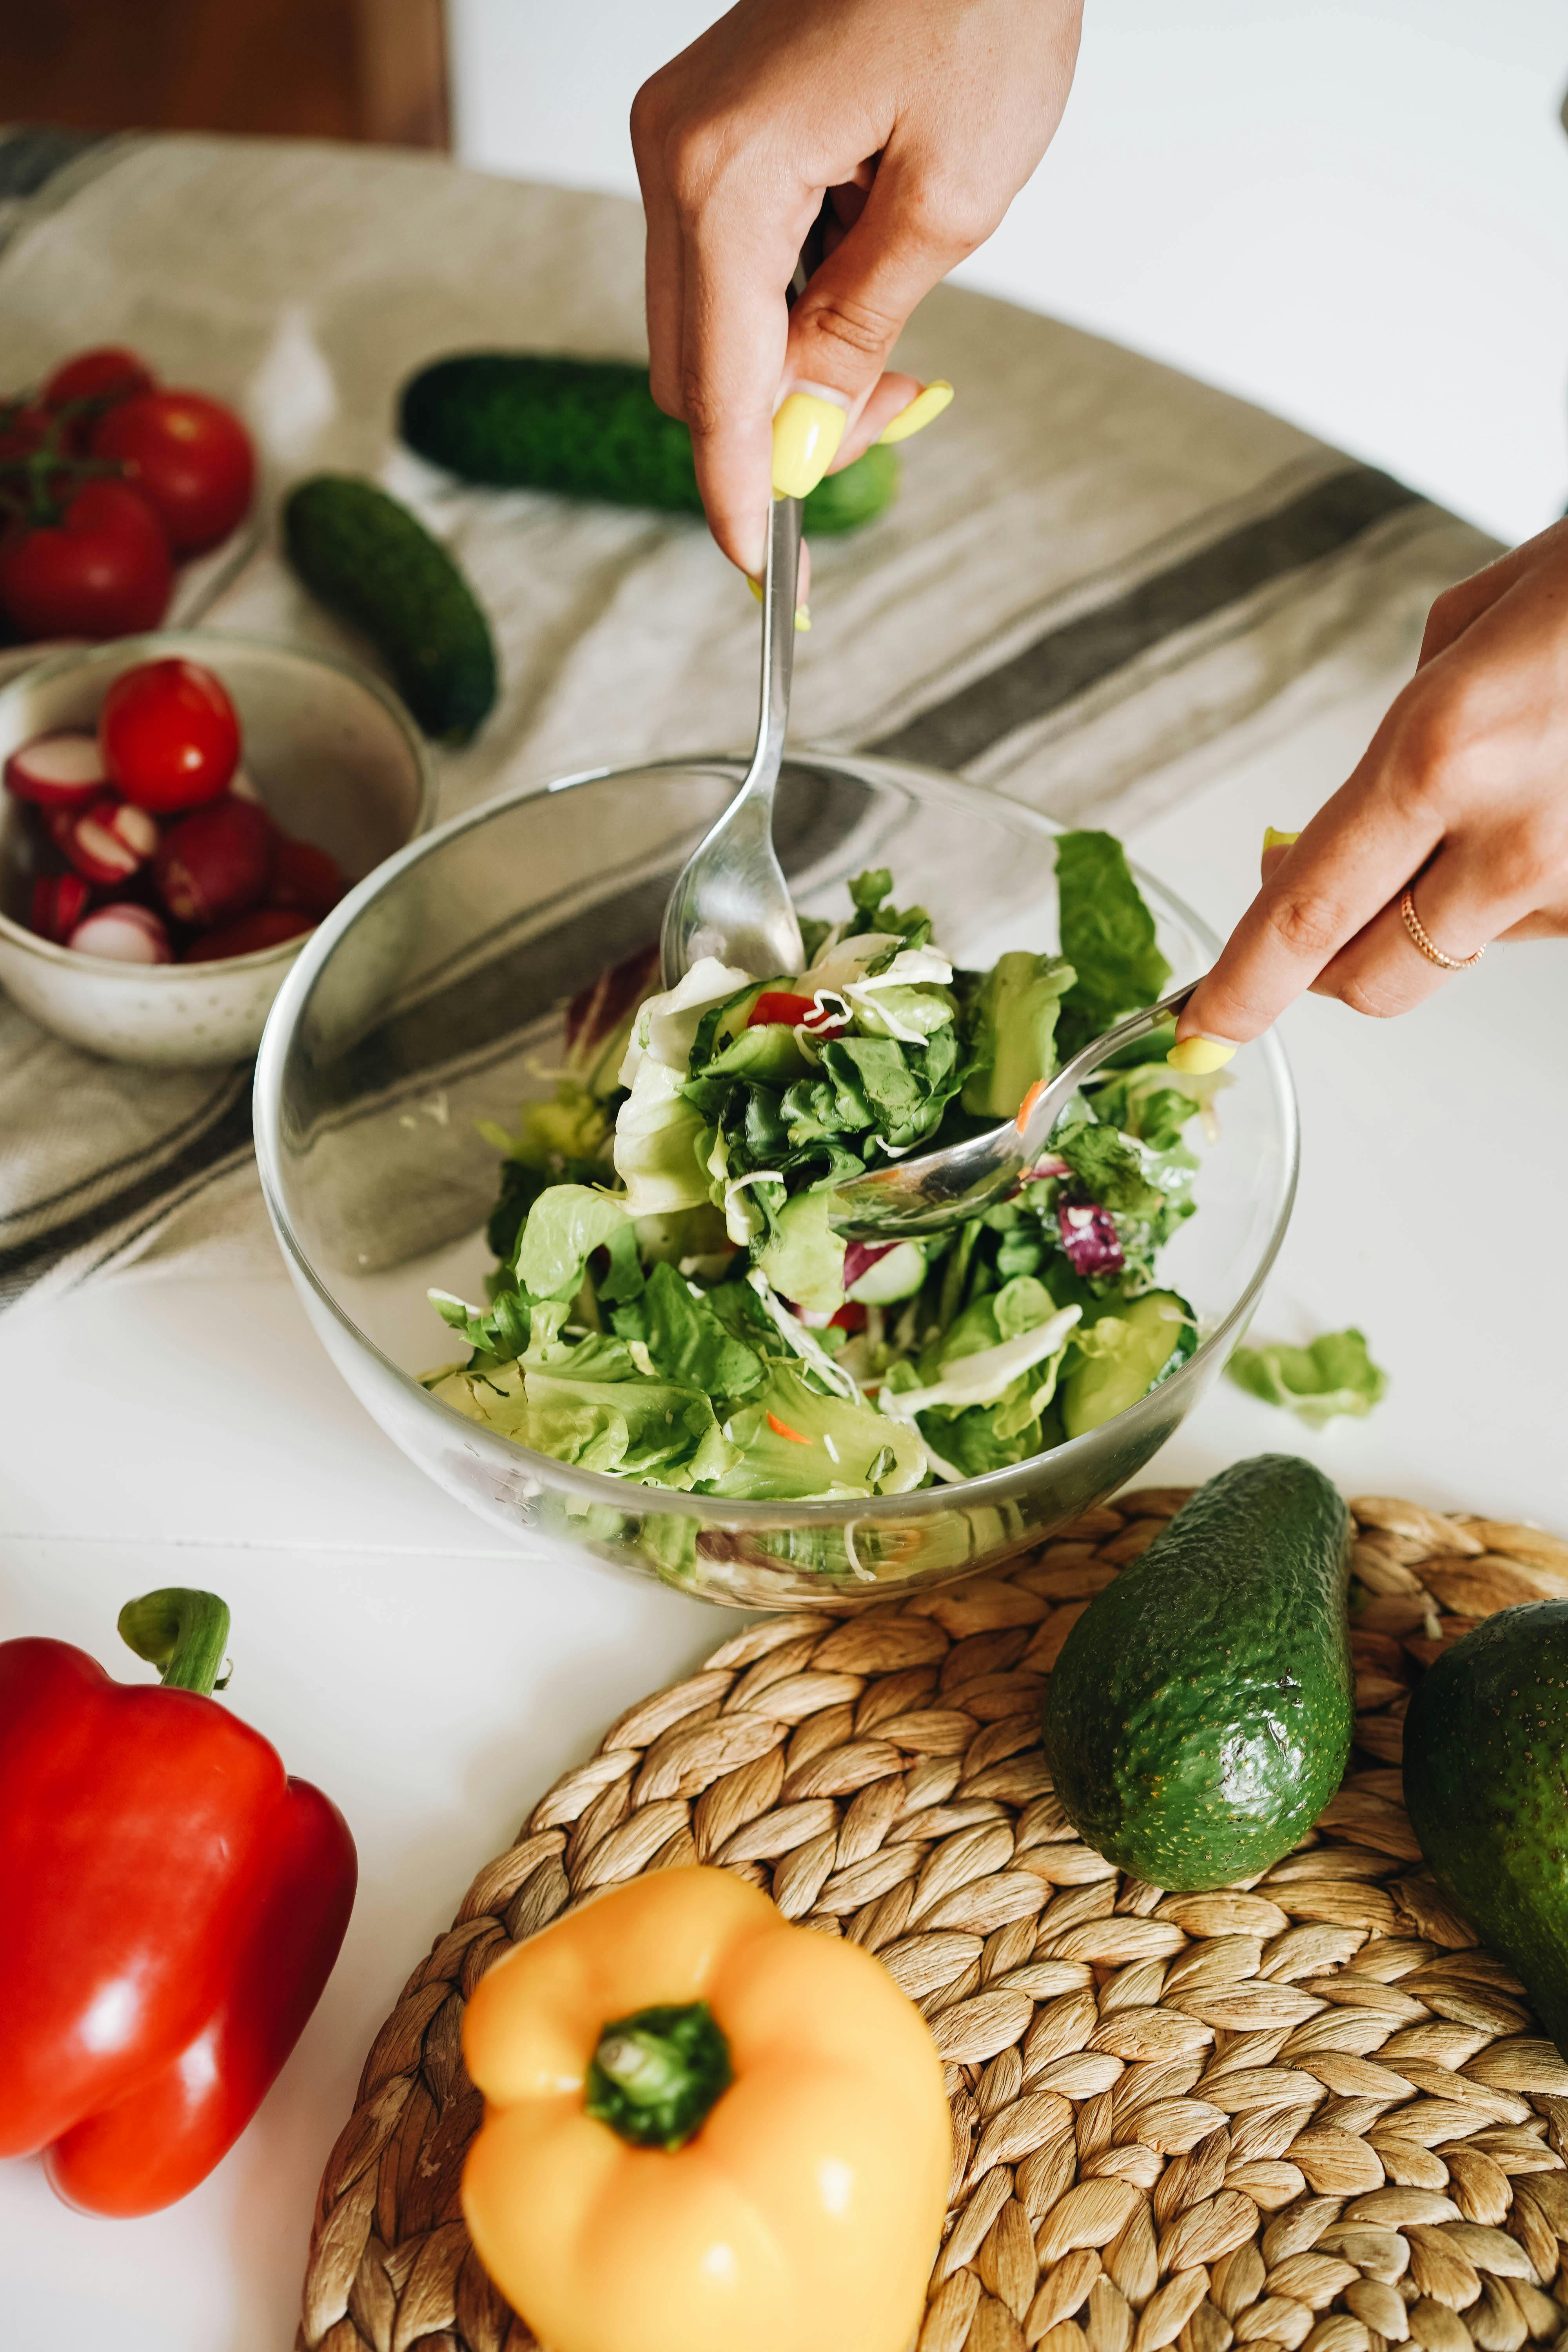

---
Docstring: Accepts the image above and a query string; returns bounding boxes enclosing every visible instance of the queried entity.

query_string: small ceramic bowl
[0,632,434,1067]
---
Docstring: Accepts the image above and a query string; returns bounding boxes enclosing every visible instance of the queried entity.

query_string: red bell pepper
[0,1586,356,2216]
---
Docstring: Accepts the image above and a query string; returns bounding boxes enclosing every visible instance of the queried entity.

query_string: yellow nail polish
[771,393,846,498]
[1167,1037,1237,1075]
[747,575,810,630]
[1263,826,1300,851]
[878,379,955,445]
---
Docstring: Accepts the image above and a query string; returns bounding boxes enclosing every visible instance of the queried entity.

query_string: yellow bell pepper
[462,1864,951,2352]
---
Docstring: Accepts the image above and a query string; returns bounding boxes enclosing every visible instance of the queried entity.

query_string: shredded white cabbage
[879,1304,1083,1419]
[745,1270,860,1401]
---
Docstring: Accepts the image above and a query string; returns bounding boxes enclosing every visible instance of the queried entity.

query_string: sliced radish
[154,796,273,926]
[270,836,346,919]
[4,730,109,810]
[185,904,312,962]
[54,795,160,885]
[30,873,92,944]
[68,903,173,964]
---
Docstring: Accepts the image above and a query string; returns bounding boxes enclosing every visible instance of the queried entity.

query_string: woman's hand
[1174,519,1568,1067]
[632,0,1082,577]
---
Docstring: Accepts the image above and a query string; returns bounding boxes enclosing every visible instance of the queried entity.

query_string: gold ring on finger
[1399,887,1484,971]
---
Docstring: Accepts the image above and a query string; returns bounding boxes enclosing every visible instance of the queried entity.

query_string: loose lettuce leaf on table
[1227,1327,1388,1426]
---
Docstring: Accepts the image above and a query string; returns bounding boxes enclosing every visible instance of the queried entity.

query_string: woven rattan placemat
[297,1486,1568,2352]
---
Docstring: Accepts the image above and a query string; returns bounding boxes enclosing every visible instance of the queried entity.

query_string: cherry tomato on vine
[0,401,53,467]
[42,347,157,414]
[0,482,172,642]
[100,659,241,813]
[91,391,254,557]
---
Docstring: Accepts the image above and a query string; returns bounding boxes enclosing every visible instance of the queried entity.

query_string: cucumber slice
[1060,1290,1194,1437]
[847,1241,927,1305]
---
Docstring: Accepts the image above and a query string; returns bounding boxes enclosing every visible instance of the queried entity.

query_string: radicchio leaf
[1057,1198,1123,1277]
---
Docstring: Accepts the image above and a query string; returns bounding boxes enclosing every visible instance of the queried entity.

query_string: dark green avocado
[1043,1454,1354,1889]
[1404,1602,1568,2056]
[397,353,900,533]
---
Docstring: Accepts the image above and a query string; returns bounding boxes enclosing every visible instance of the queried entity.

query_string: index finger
[680,178,820,577]
[1176,719,1446,1047]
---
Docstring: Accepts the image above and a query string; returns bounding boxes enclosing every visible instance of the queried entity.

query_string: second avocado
[1044,1454,1353,1889]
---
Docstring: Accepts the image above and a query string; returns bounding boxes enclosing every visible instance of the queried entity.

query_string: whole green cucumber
[398,354,900,533]
[1404,1602,1568,2055]
[283,475,497,746]
[1044,1454,1353,1889]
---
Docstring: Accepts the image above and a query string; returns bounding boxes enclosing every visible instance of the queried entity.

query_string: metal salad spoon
[826,980,1202,1241]
[660,490,806,989]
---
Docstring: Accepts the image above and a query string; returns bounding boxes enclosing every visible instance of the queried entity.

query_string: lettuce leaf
[782,1026,964,1152]
[611,1259,768,1397]
[843,867,933,952]
[708,1365,927,1499]
[960,950,1075,1120]
[1227,1328,1388,1426]
[1057,1124,1163,1216]
[1055,830,1171,1053]
[753,1188,846,1314]
[513,1183,628,1300]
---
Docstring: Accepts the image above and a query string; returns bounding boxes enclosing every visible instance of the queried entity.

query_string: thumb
[769,160,976,497]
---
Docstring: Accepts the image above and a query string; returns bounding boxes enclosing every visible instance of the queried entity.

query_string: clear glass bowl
[255,752,1297,1608]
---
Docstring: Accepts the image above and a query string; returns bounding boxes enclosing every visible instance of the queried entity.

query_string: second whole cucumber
[398,354,900,534]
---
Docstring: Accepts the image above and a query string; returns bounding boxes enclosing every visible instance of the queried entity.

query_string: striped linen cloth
[0,134,1498,1318]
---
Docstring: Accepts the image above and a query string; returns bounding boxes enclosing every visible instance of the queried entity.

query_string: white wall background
[447,0,1568,549]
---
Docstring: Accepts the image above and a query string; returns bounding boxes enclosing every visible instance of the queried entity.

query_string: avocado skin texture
[1044,1454,1353,1890]
[1404,1602,1568,2056]
[398,354,899,532]
[283,476,497,746]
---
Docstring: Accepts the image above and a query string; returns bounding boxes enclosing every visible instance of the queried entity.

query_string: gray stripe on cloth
[0,456,1438,1314]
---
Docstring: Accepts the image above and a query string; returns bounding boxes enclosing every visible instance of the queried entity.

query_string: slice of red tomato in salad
[746,988,848,1037]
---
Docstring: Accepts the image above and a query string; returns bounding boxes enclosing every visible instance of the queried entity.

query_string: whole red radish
[30,873,92,944]
[271,837,347,919]
[91,390,254,556]
[154,797,272,926]
[0,481,172,642]
[4,730,108,811]
[43,347,156,415]
[100,659,239,812]
[187,906,312,962]
[51,796,159,885]
[67,903,172,964]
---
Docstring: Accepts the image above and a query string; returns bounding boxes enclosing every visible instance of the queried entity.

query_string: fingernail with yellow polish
[1167,1036,1237,1075]
[747,575,810,631]
[771,390,847,499]
[878,379,955,445]
[1263,827,1300,851]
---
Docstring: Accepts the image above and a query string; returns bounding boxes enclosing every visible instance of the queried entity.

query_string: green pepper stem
[585,2002,733,2150]
[118,1589,232,1697]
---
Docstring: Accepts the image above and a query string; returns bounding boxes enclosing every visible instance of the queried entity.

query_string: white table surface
[3,671,1566,2349]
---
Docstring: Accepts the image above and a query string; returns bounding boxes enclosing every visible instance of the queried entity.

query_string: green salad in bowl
[422,830,1223,1504]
